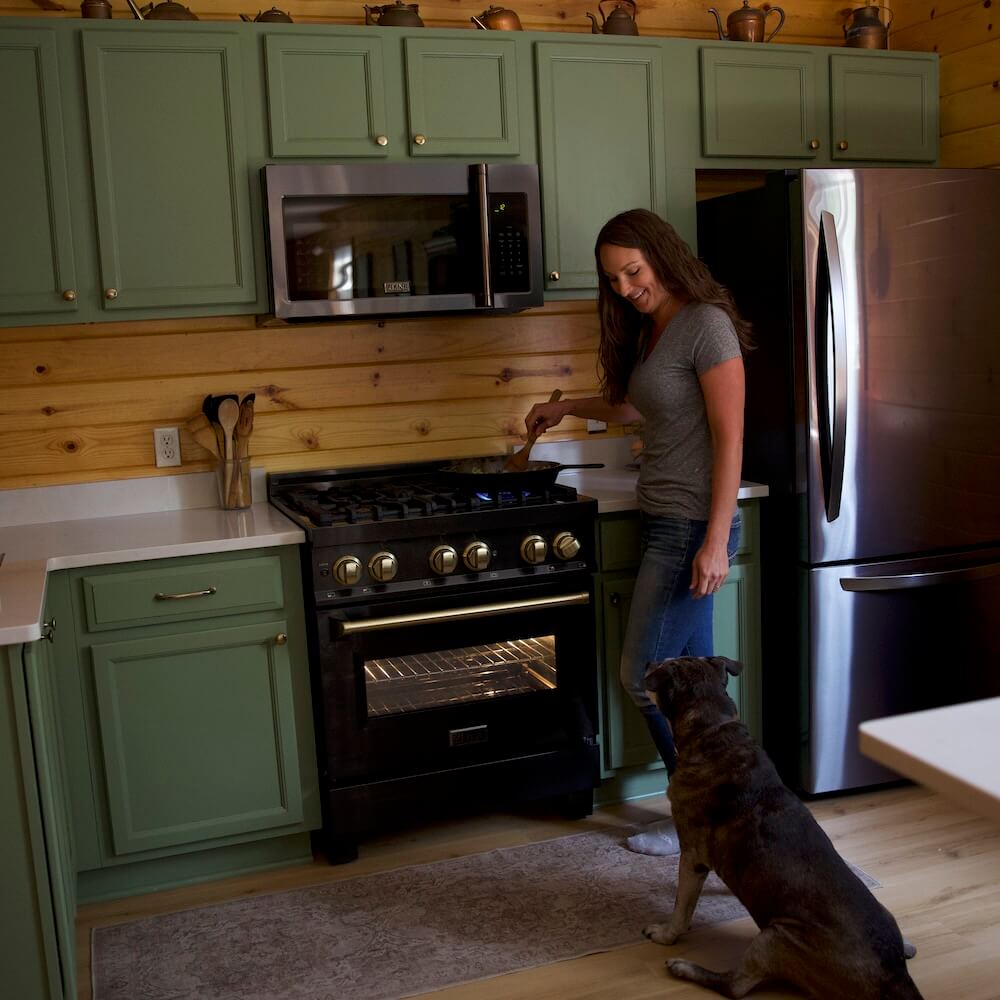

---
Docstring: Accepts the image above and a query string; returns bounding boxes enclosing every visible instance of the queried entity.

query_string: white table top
[859,698,1000,825]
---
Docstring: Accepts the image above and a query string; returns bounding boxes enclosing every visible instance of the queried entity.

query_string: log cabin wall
[0,0,935,491]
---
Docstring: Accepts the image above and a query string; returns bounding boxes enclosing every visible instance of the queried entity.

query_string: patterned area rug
[91,827,880,1000]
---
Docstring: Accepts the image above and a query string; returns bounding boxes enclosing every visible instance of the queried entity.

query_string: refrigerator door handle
[840,560,1000,592]
[817,210,848,523]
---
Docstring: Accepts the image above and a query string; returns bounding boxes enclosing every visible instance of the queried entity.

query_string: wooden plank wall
[0,0,949,491]
[891,0,1000,167]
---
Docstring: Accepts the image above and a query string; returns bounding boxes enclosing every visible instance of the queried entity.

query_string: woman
[522,209,751,854]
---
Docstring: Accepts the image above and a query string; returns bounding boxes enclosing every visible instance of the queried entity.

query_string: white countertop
[0,438,768,645]
[860,699,1000,826]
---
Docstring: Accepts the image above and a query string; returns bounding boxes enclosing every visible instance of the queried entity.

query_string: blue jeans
[619,512,742,772]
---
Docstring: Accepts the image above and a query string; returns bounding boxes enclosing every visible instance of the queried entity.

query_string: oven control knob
[520,534,548,565]
[463,541,491,572]
[429,544,458,575]
[368,551,398,583]
[332,556,363,586]
[552,531,581,561]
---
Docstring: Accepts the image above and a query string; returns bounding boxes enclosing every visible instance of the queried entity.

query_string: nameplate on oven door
[449,725,488,747]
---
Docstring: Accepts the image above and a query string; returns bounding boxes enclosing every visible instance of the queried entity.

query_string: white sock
[624,818,679,856]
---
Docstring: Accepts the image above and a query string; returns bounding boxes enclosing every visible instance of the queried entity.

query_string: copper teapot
[471,5,523,29]
[364,1,424,25]
[587,0,639,35]
[241,6,294,20]
[844,4,892,48]
[126,0,198,17]
[80,0,113,18]
[708,0,785,42]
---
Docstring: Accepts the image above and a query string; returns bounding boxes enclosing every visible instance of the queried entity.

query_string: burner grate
[364,637,557,716]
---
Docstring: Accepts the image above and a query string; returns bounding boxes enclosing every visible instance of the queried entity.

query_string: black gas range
[268,462,601,862]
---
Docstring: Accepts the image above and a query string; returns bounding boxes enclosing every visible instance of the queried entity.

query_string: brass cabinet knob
[368,550,398,583]
[375,134,388,147]
[105,287,118,300]
[462,541,491,572]
[548,270,560,281]
[520,534,548,565]
[62,289,77,302]
[808,139,820,150]
[552,531,581,561]
[413,133,427,146]
[332,555,363,586]
[429,544,458,575]
[275,632,288,645]
[838,140,849,151]
[42,617,57,642]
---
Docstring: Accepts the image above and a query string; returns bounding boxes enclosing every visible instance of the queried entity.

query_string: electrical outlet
[153,427,181,468]
[586,419,608,434]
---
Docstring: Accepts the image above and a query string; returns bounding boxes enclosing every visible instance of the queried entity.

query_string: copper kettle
[240,6,294,20]
[364,1,424,25]
[708,0,785,42]
[126,0,198,17]
[471,5,523,29]
[844,4,892,48]
[587,0,639,35]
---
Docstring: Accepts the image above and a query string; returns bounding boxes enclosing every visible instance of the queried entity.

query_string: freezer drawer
[805,546,1000,794]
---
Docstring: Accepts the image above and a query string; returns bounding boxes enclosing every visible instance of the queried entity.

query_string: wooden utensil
[185,413,221,459]
[505,388,562,472]
[230,394,256,507]
[217,397,240,504]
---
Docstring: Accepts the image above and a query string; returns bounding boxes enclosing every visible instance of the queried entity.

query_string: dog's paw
[643,922,681,946]
[666,958,698,977]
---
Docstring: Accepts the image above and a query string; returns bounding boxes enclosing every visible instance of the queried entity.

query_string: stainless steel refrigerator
[697,168,1000,794]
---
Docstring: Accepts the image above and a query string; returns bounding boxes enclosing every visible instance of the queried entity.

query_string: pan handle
[555,464,605,471]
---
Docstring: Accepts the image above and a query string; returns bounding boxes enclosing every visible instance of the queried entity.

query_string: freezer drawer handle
[334,591,590,635]
[840,561,1000,592]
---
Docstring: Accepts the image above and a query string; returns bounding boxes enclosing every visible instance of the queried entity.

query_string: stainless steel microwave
[262,162,544,320]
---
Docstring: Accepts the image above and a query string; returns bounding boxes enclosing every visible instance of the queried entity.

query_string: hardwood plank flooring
[76,785,1000,999]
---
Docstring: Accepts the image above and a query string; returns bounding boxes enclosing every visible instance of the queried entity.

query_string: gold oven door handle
[335,591,590,636]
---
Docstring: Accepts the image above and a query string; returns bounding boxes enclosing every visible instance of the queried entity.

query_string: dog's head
[643,656,743,726]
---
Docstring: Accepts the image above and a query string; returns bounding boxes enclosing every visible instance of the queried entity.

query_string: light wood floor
[76,785,1000,999]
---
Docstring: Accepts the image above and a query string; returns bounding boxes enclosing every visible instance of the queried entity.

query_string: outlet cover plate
[154,427,181,468]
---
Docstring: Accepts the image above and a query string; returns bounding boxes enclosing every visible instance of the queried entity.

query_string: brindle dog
[641,656,922,1000]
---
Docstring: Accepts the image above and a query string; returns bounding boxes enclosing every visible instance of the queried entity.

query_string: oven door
[316,576,598,783]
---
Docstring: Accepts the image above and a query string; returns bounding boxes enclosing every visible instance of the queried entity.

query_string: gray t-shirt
[626,302,741,520]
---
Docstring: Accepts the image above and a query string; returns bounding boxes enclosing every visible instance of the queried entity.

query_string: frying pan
[440,457,604,493]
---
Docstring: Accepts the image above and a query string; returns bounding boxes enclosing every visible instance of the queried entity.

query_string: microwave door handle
[475,163,493,308]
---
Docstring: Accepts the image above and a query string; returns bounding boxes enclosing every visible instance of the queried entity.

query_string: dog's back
[645,656,922,1000]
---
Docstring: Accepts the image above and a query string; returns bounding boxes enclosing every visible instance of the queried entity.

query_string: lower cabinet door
[90,620,304,855]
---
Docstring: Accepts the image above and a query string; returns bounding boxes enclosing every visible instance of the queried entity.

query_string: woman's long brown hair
[594,209,752,405]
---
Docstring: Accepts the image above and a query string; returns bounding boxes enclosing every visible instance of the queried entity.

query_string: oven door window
[282,193,480,301]
[364,634,557,717]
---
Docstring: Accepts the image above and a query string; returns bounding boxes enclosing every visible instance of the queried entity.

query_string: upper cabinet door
[535,42,667,291]
[81,30,256,311]
[830,53,939,162]
[403,36,520,156]
[0,28,78,317]
[700,46,821,159]
[264,33,390,158]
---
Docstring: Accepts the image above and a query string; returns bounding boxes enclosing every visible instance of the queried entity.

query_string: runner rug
[91,827,879,1000]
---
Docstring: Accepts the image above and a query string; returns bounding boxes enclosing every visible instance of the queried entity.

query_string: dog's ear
[644,660,673,692]
[710,656,743,682]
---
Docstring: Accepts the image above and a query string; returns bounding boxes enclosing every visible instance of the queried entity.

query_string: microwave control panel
[489,192,530,293]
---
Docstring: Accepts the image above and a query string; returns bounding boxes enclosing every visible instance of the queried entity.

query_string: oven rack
[364,637,557,716]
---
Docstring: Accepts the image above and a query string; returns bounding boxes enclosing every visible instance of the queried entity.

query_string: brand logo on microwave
[384,281,411,294]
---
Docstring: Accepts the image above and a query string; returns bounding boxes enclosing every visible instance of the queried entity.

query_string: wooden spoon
[505,389,562,472]
[217,397,240,505]
[230,394,256,507]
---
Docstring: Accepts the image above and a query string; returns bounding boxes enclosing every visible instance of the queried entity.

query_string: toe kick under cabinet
[48,545,320,902]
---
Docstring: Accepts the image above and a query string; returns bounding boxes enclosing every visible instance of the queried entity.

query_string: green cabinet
[0,27,78,317]
[263,29,523,159]
[534,40,669,293]
[594,501,762,786]
[1,635,76,1000]
[699,45,938,164]
[81,29,258,312]
[52,546,320,901]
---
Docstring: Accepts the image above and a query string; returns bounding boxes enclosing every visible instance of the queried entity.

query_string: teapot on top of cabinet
[708,0,785,42]
[586,0,639,34]
[471,5,524,29]
[241,6,294,21]
[364,0,424,25]
[126,0,199,18]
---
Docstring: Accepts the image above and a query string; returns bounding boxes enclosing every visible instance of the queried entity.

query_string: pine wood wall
[1,0,979,492]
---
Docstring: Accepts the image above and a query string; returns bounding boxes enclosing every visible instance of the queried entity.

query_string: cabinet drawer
[81,556,284,632]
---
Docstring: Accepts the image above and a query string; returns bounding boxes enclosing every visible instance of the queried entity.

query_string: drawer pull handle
[154,586,218,601]
[42,617,57,642]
